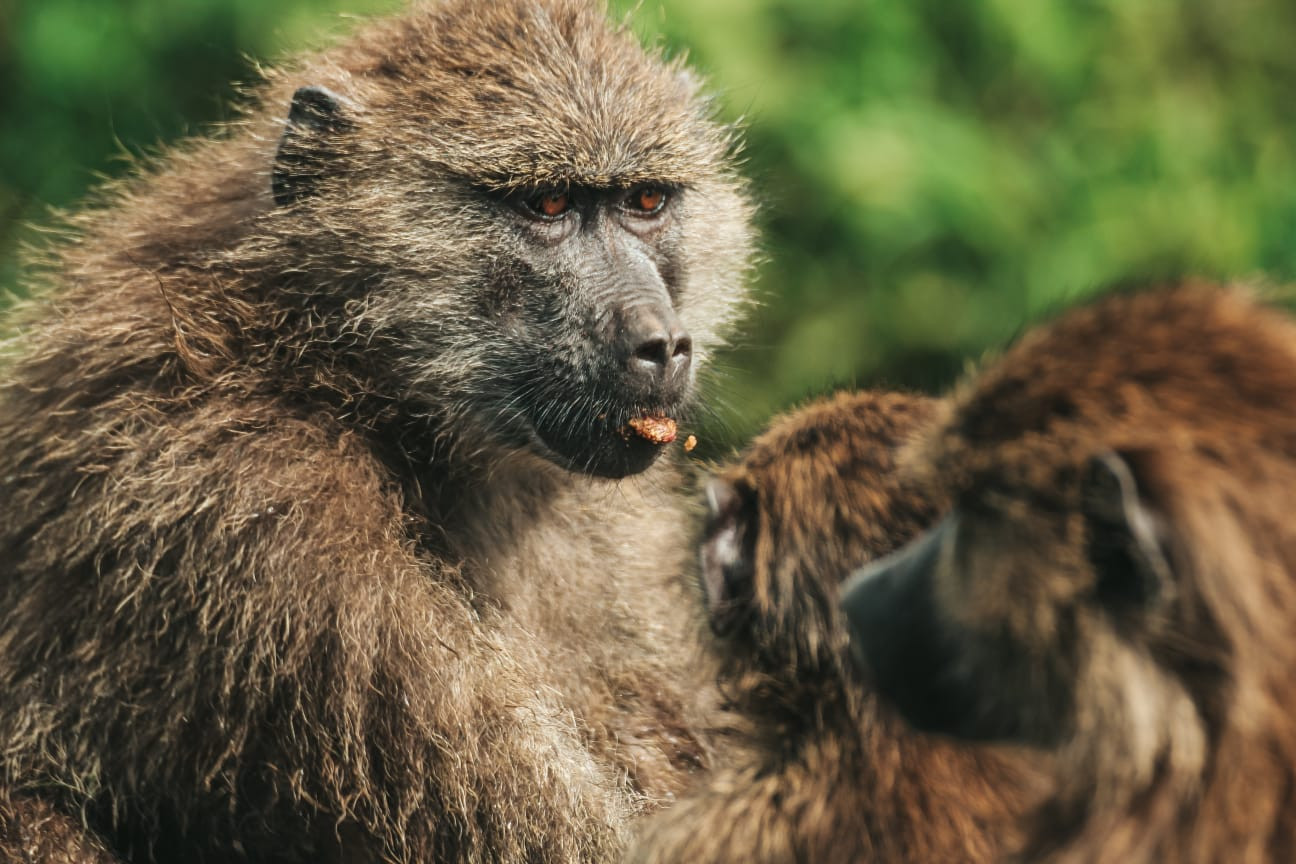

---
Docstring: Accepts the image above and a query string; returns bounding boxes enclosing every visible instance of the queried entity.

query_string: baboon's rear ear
[1083,451,1174,612]
[273,85,356,206]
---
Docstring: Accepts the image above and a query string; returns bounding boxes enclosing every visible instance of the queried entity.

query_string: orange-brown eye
[523,190,570,219]
[630,186,667,214]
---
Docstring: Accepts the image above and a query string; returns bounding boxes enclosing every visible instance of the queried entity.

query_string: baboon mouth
[503,363,692,478]
[527,403,685,479]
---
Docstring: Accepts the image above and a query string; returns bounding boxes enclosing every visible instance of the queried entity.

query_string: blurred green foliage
[3,0,1296,445]
[0,0,397,299]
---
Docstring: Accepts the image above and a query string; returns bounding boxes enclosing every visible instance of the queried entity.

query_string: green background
[3,0,1295,447]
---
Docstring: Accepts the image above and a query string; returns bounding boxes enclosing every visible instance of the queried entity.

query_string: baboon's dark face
[700,393,939,679]
[468,182,698,478]
[843,451,1189,748]
[265,0,752,479]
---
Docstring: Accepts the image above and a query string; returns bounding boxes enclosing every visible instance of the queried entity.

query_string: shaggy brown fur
[845,284,1296,863]
[0,797,122,864]
[0,1,753,861]
[627,390,1048,863]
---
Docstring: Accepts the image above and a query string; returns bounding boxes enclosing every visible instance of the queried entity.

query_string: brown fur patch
[0,796,121,864]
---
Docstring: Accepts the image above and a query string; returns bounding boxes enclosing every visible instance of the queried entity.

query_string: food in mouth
[626,415,678,445]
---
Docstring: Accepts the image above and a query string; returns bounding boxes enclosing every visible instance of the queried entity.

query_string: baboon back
[843,284,1296,863]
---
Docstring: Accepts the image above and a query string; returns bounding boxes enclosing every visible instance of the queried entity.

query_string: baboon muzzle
[523,287,695,479]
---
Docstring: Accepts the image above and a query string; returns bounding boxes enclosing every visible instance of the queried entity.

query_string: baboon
[844,284,1296,862]
[628,390,1048,863]
[0,1,754,861]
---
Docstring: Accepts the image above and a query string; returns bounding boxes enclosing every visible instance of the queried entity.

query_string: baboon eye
[625,185,668,215]
[523,189,571,219]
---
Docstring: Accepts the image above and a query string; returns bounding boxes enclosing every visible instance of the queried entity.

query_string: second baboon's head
[159,0,754,479]
[843,286,1296,791]
[699,391,940,694]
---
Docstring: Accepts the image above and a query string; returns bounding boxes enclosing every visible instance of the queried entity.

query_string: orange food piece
[683,435,698,452]
[626,415,678,444]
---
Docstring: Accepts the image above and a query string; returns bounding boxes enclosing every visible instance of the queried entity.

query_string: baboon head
[699,391,940,700]
[247,0,753,478]
[843,286,1296,798]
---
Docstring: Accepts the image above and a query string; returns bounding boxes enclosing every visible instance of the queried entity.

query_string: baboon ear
[1082,451,1173,611]
[699,477,755,636]
[273,85,356,206]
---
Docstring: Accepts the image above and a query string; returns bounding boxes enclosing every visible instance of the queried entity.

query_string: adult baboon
[0,1,753,861]
[844,284,1296,862]
[628,390,1048,863]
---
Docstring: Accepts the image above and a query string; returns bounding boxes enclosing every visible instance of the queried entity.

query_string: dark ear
[272,86,356,207]
[699,477,755,637]
[1082,451,1174,611]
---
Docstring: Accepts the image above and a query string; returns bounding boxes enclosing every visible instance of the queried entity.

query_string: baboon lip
[525,404,684,479]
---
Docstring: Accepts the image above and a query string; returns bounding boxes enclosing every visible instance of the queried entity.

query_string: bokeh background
[3,0,1295,447]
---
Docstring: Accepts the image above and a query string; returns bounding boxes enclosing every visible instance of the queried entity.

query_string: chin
[524,401,684,479]
[536,423,669,479]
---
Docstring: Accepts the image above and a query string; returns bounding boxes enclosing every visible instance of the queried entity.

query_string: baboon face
[265,0,752,478]
[699,392,939,679]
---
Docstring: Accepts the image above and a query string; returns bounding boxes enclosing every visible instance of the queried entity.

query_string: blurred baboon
[628,391,1048,864]
[845,284,1296,862]
[0,1,754,861]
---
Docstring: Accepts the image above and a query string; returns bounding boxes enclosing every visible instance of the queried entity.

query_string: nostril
[633,336,672,369]
[619,308,690,383]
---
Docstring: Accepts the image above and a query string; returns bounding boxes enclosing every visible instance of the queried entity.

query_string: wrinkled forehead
[346,0,732,188]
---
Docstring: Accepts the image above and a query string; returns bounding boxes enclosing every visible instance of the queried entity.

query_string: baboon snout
[618,306,692,393]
